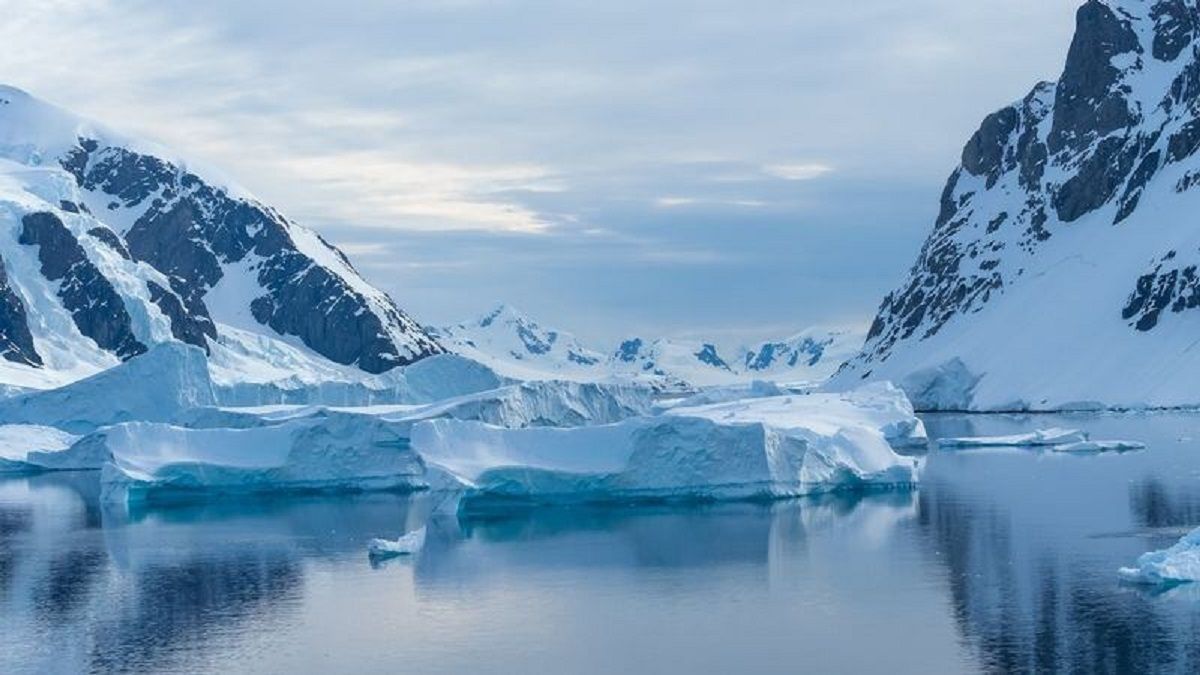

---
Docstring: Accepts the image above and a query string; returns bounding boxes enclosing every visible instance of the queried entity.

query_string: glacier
[1120,527,1200,586]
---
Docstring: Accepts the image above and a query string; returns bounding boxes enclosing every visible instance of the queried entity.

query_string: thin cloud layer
[0,0,1080,341]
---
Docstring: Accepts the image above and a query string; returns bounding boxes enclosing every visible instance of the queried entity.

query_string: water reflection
[2,413,1200,673]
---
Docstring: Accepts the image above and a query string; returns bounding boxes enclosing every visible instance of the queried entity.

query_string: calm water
[5,413,1200,674]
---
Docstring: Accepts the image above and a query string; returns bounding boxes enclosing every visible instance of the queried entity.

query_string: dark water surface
[5,413,1200,674]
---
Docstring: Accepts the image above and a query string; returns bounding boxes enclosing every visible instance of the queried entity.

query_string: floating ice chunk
[935,427,1088,449]
[0,424,78,473]
[1119,527,1200,586]
[1051,439,1146,454]
[367,527,427,559]
[410,386,919,507]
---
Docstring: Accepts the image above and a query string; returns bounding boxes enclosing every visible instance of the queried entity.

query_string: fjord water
[4,414,1200,674]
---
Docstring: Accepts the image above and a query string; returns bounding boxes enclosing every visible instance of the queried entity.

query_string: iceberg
[367,527,427,560]
[20,379,655,477]
[1119,527,1200,586]
[666,381,927,449]
[935,429,1145,453]
[410,385,920,508]
[92,413,426,504]
[0,343,216,433]
[1050,439,1146,454]
[935,428,1088,449]
[0,424,78,473]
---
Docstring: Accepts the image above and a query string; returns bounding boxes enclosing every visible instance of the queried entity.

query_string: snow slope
[832,1,1200,411]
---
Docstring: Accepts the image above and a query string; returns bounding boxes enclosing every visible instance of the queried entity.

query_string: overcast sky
[1,0,1082,345]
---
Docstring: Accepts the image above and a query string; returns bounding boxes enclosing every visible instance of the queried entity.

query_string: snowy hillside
[0,85,441,392]
[433,304,863,388]
[833,0,1200,411]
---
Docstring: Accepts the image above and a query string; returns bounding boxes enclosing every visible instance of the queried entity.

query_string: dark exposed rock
[962,107,1019,188]
[615,338,643,363]
[61,141,442,372]
[147,280,212,351]
[85,227,130,259]
[0,256,41,367]
[19,212,146,360]
[693,344,730,370]
[1048,1,1140,155]
[1152,0,1200,62]
[1122,250,1200,331]
[1054,135,1139,222]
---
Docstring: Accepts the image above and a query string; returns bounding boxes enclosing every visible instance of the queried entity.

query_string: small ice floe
[936,428,1087,449]
[367,527,426,560]
[1119,527,1200,586]
[1050,439,1146,454]
[936,428,1145,454]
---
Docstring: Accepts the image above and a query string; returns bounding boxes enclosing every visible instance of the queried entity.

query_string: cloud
[763,163,834,181]
[0,0,1083,340]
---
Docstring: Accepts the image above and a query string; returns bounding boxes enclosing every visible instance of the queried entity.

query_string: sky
[0,0,1082,346]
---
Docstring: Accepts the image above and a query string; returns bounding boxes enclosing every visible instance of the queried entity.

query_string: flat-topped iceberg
[1120,527,1200,586]
[935,428,1145,454]
[936,428,1088,449]
[94,412,425,504]
[411,385,920,507]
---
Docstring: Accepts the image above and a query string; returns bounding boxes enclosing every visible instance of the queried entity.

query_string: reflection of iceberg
[1119,527,1200,586]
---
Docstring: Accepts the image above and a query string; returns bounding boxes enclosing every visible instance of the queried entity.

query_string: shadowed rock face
[847,0,1200,376]
[59,141,442,373]
[0,255,41,367]
[19,212,146,360]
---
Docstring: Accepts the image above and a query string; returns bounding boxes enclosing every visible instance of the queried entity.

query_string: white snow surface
[1120,527,1200,586]
[0,424,77,473]
[410,384,920,505]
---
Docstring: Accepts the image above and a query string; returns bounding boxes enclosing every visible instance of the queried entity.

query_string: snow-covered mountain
[834,0,1200,411]
[435,304,862,387]
[0,85,441,391]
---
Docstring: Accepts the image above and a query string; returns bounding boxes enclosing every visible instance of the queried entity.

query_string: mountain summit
[834,0,1200,410]
[0,85,441,388]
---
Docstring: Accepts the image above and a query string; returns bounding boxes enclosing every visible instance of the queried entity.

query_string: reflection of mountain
[1129,478,1200,530]
[0,479,435,673]
[918,481,1199,673]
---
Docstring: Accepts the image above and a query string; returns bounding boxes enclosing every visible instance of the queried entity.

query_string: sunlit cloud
[763,163,834,181]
